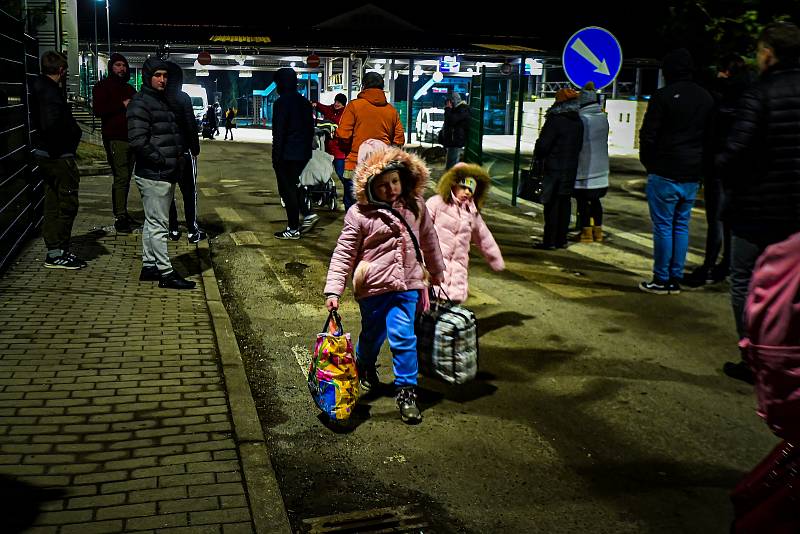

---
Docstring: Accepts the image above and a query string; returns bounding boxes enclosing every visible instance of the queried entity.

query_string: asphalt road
[188,138,776,533]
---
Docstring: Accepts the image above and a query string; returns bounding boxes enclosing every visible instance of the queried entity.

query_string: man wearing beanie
[93,53,137,234]
[638,48,713,295]
[440,91,470,169]
[336,72,405,181]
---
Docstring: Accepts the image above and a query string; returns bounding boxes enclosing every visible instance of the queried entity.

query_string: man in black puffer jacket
[164,61,205,245]
[440,92,470,170]
[638,48,714,295]
[127,56,194,290]
[715,22,800,383]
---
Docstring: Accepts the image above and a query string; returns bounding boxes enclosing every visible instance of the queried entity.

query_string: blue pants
[646,174,699,283]
[356,290,419,387]
[333,159,354,211]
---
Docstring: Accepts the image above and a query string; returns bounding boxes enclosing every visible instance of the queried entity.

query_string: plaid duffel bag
[416,297,478,385]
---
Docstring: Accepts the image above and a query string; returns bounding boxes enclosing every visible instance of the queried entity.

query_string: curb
[196,240,292,534]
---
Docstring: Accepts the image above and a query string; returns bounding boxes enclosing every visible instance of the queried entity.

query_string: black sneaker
[63,252,88,269]
[43,254,83,270]
[667,279,682,295]
[299,214,320,234]
[638,279,670,295]
[114,216,133,234]
[533,242,556,251]
[274,228,300,240]
[682,267,711,288]
[396,387,422,424]
[168,229,182,241]
[187,230,207,244]
[723,361,755,385]
[356,359,380,394]
[709,264,730,284]
[158,271,196,290]
[139,266,160,281]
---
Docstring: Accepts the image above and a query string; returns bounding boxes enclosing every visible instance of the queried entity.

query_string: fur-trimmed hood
[354,145,430,206]
[436,162,491,209]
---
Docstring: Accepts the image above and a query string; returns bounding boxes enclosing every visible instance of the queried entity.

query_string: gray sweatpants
[135,174,176,274]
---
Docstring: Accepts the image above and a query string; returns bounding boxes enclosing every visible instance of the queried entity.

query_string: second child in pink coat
[426,163,504,303]
[324,144,444,424]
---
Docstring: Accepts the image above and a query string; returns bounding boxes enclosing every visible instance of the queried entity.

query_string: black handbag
[517,157,543,203]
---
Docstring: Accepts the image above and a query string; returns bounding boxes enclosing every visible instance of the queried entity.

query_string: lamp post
[105,0,111,56]
[93,0,98,83]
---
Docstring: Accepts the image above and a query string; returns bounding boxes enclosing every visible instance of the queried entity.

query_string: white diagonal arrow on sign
[570,37,610,75]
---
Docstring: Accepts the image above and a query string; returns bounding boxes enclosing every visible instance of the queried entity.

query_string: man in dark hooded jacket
[127,57,194,290]
[93,53,137,233]
[715,22,800,384]
[638,48,714,295]
[30,51,85,269]
[164,61,204,244]
[271,67,315,239]
[440,92,470,169]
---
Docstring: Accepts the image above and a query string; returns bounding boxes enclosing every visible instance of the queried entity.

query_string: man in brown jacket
[336,72,405,186]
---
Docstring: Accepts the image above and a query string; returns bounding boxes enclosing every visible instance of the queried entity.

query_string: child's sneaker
[274,227,300,240]
[356,360,380,394]
[396,387,422,424]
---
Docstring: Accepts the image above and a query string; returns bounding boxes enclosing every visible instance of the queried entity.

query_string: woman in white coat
[573,82,610,242]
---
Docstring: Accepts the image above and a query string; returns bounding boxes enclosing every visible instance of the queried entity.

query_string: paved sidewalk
[0,171,287,533]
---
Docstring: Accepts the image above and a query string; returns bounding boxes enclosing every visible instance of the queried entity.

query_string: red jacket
[93,75,135,141]
[315,102,346,160]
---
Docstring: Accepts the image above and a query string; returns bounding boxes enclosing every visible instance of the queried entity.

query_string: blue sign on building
[562,27,622,90]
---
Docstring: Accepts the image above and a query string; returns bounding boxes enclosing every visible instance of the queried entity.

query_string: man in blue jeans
[638,49,714,295]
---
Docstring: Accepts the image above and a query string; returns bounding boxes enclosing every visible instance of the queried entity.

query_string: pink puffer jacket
[741,231,800,442]
[426,194,504,303]
[426,162,504,303]
[324,147,444,300]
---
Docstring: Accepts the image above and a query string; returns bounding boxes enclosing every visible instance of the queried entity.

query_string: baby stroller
[299,126,338,211]
[201,115,214,140]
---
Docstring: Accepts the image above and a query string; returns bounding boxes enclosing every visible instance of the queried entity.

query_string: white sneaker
[274,228,300,240]
[299,214,320,234]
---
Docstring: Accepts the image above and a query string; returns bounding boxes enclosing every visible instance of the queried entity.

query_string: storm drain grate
[302,504,429,533]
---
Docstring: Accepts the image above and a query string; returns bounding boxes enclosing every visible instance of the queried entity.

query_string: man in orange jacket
[336,72,405,184]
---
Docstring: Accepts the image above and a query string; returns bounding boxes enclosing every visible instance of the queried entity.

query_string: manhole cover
[302,504,429,533]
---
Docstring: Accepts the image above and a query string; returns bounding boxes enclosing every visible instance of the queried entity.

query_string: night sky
[77,0,800,60]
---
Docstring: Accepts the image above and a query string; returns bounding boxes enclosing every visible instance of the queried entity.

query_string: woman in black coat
[533,88,584,249]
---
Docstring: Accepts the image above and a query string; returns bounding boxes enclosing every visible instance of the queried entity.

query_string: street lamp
[104,0,110,57]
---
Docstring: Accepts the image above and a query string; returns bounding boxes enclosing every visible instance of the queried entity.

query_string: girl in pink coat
[426,163,504,303]
[324,144,444,424]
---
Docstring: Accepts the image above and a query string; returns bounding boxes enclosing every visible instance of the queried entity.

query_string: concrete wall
[515,98,648,153]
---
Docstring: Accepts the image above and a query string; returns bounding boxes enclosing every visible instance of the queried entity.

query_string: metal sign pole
[512,56,526,206]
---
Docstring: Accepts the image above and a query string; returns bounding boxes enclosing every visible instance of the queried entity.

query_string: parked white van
[415,107,445,143]
[182,84,208,130]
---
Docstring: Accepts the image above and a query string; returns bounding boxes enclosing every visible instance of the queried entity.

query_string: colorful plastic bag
[307,311,360,421]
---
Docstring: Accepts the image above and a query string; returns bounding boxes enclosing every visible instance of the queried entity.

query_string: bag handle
[428,286,454,310]
[323,310,344,336]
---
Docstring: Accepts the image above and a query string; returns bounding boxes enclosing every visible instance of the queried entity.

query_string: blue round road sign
[562,27,622,90]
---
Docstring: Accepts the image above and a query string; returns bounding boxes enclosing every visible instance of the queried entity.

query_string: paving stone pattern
[0,174,255,533]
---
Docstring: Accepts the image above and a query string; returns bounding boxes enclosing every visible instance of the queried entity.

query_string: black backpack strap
[382,205,424,266]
